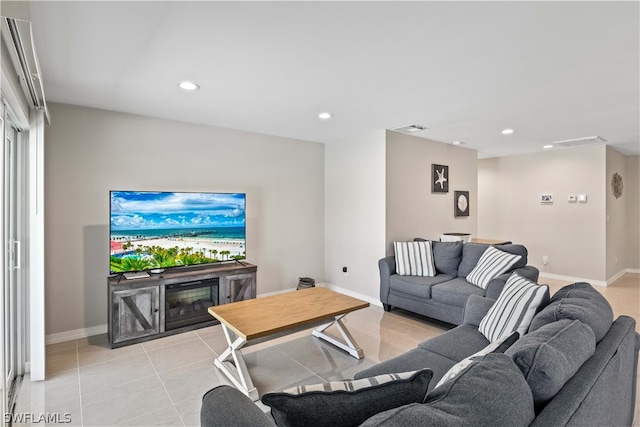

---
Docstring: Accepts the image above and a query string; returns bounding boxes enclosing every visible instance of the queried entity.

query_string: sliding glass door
[1,104,25,422]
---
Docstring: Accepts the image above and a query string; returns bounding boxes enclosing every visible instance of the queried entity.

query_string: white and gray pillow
[479,273,548,342]
[394,241,436,277]
[466,246,522,289]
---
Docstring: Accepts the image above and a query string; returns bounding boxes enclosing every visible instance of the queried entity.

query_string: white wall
[479,144,608,282]
[385,131,478,252]
[606,146,629,279]
[324,130,386,302]
[626,155,640,270]
[45,103,325,336]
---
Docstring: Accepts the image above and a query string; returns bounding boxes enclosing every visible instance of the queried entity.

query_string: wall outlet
[543,255,549,265]
[342,266,348,276]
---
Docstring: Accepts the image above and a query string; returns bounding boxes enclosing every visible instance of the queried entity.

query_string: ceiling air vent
[393,124,428,133]
[551,136,606,147]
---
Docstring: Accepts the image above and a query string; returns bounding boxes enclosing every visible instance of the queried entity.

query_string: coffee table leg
[214,323,259,401]
[312,314,364,359]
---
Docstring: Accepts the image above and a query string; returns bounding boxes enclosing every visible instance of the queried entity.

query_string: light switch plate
[568,195,577,202]
[578,194,587,202]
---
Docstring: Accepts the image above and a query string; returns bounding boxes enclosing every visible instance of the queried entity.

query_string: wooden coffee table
[208,287,369,400]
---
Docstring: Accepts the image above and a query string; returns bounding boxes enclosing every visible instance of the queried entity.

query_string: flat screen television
[109,191,246,275]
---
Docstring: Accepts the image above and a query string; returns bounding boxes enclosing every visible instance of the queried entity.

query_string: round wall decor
[611,172,623,199]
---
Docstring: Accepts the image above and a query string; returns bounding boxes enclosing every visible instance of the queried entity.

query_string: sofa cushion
[466,246,523,289]
[360,354,535,427]
[389,274,453,300]
[529,282,613,343]
[479,273,549,342]
[458,243,528,277]
[434,331,519,389]
[430,278,486,307]
[505,318,596,409]
[431,240,463,276]
[418,323,490,362]
[394,241,436,277]
[262,369,433,427]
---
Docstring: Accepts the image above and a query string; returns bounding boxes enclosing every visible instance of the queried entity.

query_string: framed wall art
[432,164,449,193]
[611,172,623,199]
[454,191,469,217]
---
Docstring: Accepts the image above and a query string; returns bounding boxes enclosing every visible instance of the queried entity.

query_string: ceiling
[26,1,639,158]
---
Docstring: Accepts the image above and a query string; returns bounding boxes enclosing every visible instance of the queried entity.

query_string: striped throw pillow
[394,241,436,276]
[479,273,549,342]
[466,246,522,289]
[282,370,423,394]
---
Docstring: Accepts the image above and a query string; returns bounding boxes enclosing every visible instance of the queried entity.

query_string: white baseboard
[539,269,639,288]
[260,283,381,307]
[318,282,382,308]
[257,288,298,298]
[46,324,107,345]
[538,272,607,287]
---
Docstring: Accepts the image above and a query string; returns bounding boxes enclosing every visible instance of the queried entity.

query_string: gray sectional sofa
[380,240,540,325]
[201,282,640,427]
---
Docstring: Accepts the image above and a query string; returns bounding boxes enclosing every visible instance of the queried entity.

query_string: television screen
[109,191,246,274]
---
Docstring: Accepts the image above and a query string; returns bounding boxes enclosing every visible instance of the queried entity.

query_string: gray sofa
[380,240,540,325]
[201,282,640,427]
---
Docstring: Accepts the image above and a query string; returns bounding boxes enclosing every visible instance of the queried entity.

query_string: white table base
[214,314,364,401]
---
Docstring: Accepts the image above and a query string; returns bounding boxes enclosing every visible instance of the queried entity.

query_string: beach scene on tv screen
[110,191,246,273]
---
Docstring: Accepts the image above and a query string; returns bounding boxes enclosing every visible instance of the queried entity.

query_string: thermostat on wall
[541,194,553,204]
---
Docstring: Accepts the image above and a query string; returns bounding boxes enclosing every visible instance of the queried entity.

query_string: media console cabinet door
[220,273,256,303]
[112,286,160,344]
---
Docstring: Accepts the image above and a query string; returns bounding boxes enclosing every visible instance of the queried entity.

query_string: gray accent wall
[44,103,325,336]
[385,130,478,254]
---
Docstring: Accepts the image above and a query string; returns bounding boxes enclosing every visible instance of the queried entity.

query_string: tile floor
[13,274,640,426]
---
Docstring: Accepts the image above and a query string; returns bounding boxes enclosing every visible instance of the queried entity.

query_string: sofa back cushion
[505,318,596,409]
[529,282,613,343]
[431,240,463,276]
[414,239,463,276]
[360,353,535,427]
[457,243,528,278]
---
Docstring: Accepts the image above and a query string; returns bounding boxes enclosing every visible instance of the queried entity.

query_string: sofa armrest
[379,256,396,304]
[201,386,275,427]
[485,265,541,299]
[463,294,496,327]
[514,265,540,282]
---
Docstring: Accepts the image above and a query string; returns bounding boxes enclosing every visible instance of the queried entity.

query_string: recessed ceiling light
[178,81,200,91]
[452,140,463,145]
[543,145,553,149]
[501,128,514,135]
[318,112,333,120]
